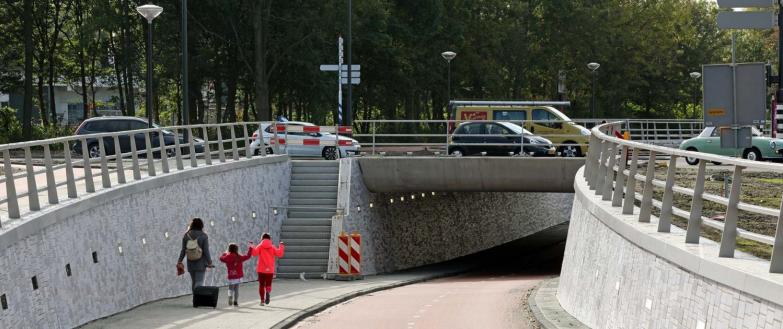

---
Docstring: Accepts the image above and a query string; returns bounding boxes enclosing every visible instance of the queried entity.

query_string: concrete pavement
[78,264,469,329]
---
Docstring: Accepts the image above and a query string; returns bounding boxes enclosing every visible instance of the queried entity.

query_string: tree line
[0,0,776,141]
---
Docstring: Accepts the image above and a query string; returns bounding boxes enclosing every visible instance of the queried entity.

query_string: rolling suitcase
[193,269,219,308]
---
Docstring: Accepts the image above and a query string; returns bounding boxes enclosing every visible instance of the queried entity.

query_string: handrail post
[157,129,169,174]
[43,143,58,204]
[585,135,598,184]
[230,125,239,161]
[686,160,707,244]
[719,165,744,258]
[611,145,628,207]
[601,143,617,200]
[243,124,252,159]
[594,141,610,195]
[98,137,111,188]
[216,127,226,163]
[173,128,184,170]
[770,195,783,273]
[129,134,141,180]
[24,146,40,211]
[144,132,156,177]
[188,127,198,168]
[202,126,212,165]
[2,149,20,219]
[113,135,127,183]
[372,121,376,155]
[658,155,678,232]
[638,150,657,223]
[62,141,77,198]
[622,148,640,214]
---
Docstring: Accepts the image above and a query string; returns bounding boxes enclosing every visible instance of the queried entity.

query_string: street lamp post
[587,62,600,118]
[182,0,188,129]
[136,3,163,128]
[441,51,457,102]
[689,71,702,119]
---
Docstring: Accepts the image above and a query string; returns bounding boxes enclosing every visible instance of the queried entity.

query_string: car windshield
[546,107,572,122]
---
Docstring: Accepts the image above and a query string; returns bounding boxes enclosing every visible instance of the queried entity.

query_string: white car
[250,121,361,160]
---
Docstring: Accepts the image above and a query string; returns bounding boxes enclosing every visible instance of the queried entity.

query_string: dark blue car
[71,117,204,158]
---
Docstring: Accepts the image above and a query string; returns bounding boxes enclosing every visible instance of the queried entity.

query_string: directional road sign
[717,11,776,29]
[340,71,360,78]
[320,64,361,72]
[341,78,361,85]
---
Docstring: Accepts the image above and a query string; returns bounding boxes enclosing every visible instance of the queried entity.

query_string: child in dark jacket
[219,243,252,307]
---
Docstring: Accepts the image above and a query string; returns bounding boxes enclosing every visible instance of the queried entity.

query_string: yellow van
[450,101,591,157]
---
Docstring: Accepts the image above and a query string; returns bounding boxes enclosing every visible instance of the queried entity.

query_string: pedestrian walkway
[79,263,468,329]
[528,278,589,329]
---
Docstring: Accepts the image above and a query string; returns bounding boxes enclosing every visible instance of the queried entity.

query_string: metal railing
[352,119,704,156]
[0,122,271,225]
[584,121,783,273]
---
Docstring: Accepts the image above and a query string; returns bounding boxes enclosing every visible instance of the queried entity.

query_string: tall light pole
[136,3,163,128]
[587,62,600,118]
[689,71,702,119]
[346,0,353,126]
[442,51,457,102]
[182,0,189,129]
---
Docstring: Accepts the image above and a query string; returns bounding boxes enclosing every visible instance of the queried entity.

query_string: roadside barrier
[274,125,353,135]
[336,231,363,279]
[350,232,361,275]
[338,232,351,276]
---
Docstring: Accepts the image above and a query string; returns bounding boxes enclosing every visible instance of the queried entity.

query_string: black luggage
[193,270,219,308]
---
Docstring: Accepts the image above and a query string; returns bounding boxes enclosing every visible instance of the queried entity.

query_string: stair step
[289,198,337,206]
[280,231,331,239]
[283,252,330,260]
[277,265,328,273]
[279,258,329,266]
[290,186,338,193]
[292,166,339,174]
[281,225,331,233]
[284,218,333,226]
[276,272,326,279]
[289,191,338,199]
[291,179,338,187]
[284,245,331,253]
[281,238,331,246]
[291,161,339,167]
[291,173,339,181]
[287,211,336,219]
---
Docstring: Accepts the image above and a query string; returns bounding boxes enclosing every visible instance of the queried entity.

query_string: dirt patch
[520,287,542,329]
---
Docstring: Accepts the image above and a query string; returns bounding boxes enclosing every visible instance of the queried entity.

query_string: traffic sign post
[320,37,361,125]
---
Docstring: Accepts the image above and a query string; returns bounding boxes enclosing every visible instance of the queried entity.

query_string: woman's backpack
[185,233,203,261]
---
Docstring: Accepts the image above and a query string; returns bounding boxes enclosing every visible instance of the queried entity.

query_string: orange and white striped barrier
[338,232,351,276]
[274,125,353,135]
[349,232,361,275]
[269,138,354,146]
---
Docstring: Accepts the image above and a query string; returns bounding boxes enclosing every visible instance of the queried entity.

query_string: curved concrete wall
[337,158,574,274]
[559,168,783,329]
[0,156,290,329]
[358,157,584,193]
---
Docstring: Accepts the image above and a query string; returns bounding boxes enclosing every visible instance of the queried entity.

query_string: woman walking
[251,233,284,305]
[177,218,214,290]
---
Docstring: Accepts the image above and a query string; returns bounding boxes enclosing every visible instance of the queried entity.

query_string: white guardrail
[0,122,274,224]
[352,119,704,156]
[585,121,783,273]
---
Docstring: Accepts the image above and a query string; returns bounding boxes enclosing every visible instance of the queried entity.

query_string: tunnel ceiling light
[400,196,405,202]
[252,211,257,219]
[411,195,415,200]
[370,203,374,208]
[231,216,236,222]
[141,237,147,245]
[273,208,278,215]
[210,220,215,227]
[390,199,394,203]
[421,193,425,198]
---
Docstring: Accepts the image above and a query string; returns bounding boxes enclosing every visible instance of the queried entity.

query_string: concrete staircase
[277,160,338,279]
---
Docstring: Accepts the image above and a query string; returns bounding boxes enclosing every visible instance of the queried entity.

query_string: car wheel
[265,147,274,155]
[322,146,337,160]
[450,148,464,157]
[684,147,699,165]
[88,144,101,159]
[557,143,582,157]
[743,148,762,161]
[166,148,176,157]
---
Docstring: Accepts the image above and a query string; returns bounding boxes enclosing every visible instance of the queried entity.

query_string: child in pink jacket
[219,243,252,307]
[251,233,284,305]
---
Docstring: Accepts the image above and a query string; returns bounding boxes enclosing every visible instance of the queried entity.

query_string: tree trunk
[121,0,136,116]
[76,0,90,120]
[37,75,48,126]
[109,32,127,116]
[242,87,250,122]
[22,0,34,139]
[253,0,271,121]
[46,0,66,126]
[215,79,223,124]
[225,75,238,123]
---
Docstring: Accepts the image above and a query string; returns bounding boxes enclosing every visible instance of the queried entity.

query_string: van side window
[532,109,559,129]
[493,110,526,122]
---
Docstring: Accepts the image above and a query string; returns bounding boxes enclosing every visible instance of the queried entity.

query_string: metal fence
[584,121,783,273]
[0,122,269,225]
[352,119,704,156]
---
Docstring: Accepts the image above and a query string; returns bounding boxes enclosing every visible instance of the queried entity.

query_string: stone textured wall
[339,158,574,275]
[0,158,290,329]
[558,174,783,329]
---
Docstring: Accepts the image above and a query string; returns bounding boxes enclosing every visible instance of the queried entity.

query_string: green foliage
[0,107,23,144]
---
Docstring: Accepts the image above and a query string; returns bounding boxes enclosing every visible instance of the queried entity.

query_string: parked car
[679,126,783,165]
[71,117,205,158]
[249,121,361,160]
[447,121,555,157]
[450,104,590,157]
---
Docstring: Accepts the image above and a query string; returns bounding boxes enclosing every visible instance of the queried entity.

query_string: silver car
[249,121,360,160]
